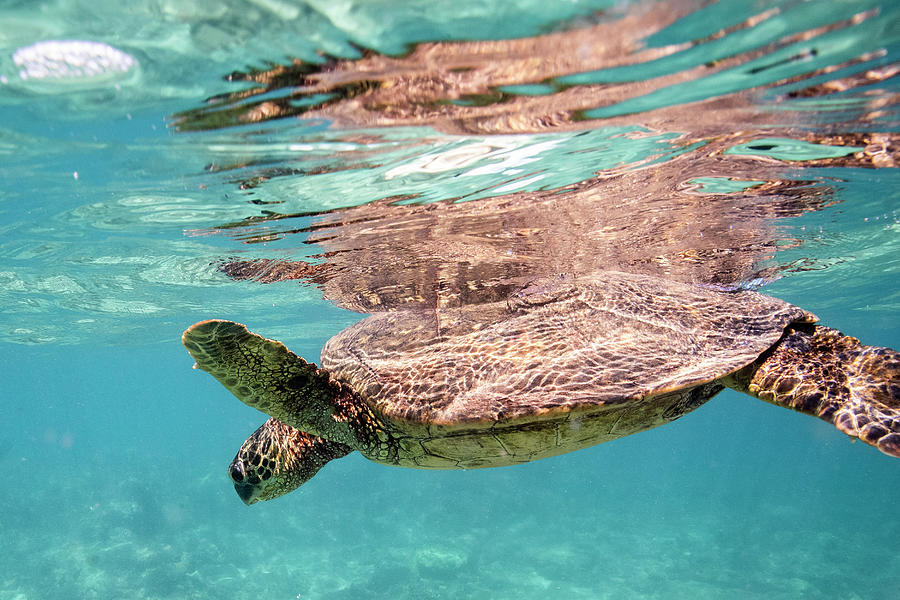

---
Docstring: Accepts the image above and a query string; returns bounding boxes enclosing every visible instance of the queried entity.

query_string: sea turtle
[182,271,899,504]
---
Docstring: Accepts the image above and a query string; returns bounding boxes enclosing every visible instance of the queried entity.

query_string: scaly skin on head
[229,418,352,505]
[730,325,900,458]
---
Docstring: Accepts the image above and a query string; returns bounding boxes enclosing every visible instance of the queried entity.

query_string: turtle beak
[234,481,259,505]
[227,459,260,505]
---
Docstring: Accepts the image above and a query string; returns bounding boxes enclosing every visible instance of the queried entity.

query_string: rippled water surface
[1,1,898,598]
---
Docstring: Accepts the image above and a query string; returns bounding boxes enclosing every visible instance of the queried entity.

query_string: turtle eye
[229,462,245,483]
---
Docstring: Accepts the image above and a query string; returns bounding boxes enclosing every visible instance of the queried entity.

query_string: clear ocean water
[1,1,898,598]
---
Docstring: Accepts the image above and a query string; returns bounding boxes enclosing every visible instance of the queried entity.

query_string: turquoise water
[1,1,898,598]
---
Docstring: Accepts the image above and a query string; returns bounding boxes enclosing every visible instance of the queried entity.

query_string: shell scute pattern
[322,272,809,430]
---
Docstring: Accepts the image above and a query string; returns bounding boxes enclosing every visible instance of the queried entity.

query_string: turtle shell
[322,271,813,431]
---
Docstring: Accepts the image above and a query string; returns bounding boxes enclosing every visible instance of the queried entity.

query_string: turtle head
[228,418,352,505]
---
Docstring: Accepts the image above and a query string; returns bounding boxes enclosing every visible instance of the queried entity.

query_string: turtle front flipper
[182,320,354,443]
[229,418,352,505]
[736,326,900,458]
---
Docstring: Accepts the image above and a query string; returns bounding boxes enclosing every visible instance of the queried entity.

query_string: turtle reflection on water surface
[183,271,899,505]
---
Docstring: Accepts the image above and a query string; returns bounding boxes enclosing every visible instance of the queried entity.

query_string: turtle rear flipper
[740,326,900,457]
